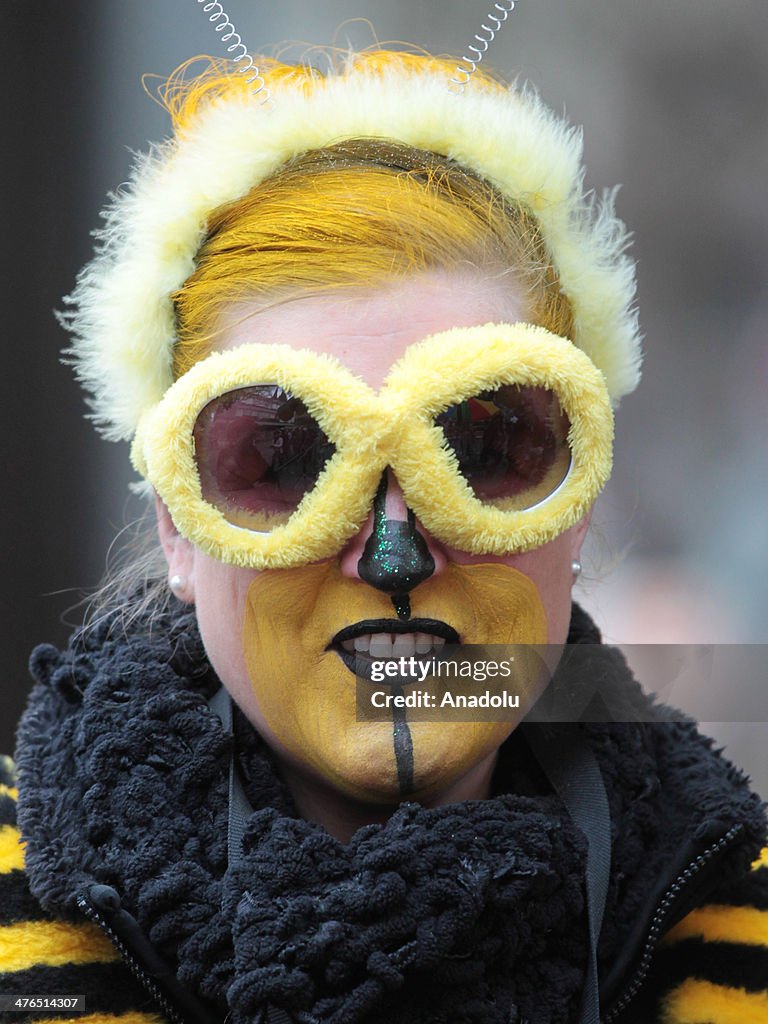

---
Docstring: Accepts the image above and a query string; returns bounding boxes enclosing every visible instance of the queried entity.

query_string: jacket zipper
[602,823,744,1023]
[78,886,303,1024]
[76,890,201,1024]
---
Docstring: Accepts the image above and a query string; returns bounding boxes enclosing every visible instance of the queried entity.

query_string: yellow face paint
[242,562,548,804]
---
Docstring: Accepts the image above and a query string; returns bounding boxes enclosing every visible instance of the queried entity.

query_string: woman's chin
[282,719,512,808]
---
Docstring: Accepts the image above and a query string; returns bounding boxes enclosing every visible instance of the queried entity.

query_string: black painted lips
[328,617,460,684]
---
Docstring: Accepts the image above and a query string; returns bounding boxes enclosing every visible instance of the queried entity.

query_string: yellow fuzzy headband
[62,52,641,444]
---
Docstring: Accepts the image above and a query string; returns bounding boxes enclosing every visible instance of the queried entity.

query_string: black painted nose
[357,474,435,599]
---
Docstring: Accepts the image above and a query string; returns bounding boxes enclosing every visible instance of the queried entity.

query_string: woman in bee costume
[1,24,766,1024]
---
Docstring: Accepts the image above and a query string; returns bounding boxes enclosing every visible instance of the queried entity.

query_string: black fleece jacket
[1,604,766,1023]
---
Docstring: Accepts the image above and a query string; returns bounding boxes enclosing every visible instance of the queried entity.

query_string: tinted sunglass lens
[435,385,571,510]
[193,385,335,531]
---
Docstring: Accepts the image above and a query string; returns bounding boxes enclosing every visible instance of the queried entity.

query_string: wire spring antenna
[451,0,517,91]
[196,0,270,104]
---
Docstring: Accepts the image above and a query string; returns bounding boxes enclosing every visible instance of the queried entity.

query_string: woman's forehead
[215,271,528,389]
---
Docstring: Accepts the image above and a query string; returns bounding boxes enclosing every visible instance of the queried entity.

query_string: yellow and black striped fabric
[629,844,768,1024]
[0,756,168,1024]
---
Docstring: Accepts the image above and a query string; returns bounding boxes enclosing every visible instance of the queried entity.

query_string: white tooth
[414,632,432,654]
[393,633,416,657]
[432,635,446,648]
[354,634,371,653]
[369,633,393,658]
[342,639,356,653]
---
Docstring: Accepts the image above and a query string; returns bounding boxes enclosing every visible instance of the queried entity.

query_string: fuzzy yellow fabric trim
[661,904,768,949]
[28,1016,165,1024]
[135,322,612,567]
[134,342,386,569]
[0,920,118,971]
[661,979,768,1024]
[0,825,24,873]
[64,63,640,441]
[387,323,612,555]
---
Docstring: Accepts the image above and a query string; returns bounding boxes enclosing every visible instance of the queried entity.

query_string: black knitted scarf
[15,605,766,1024]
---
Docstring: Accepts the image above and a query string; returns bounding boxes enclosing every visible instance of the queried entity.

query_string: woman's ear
[570,509,592,565]
[155,494,196,603]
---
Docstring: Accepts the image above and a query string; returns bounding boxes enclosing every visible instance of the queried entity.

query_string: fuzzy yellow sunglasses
[131,322,614,569]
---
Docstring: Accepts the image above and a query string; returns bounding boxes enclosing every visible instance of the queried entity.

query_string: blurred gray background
[2,0,766,788]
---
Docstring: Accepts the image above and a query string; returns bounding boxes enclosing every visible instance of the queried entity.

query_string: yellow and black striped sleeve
[0,756,168,1024]
[651,844,768,1023]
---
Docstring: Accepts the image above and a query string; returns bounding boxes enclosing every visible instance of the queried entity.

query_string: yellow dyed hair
[65,47,641,441]
[158,51,506,133]
[160,54,574,379]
